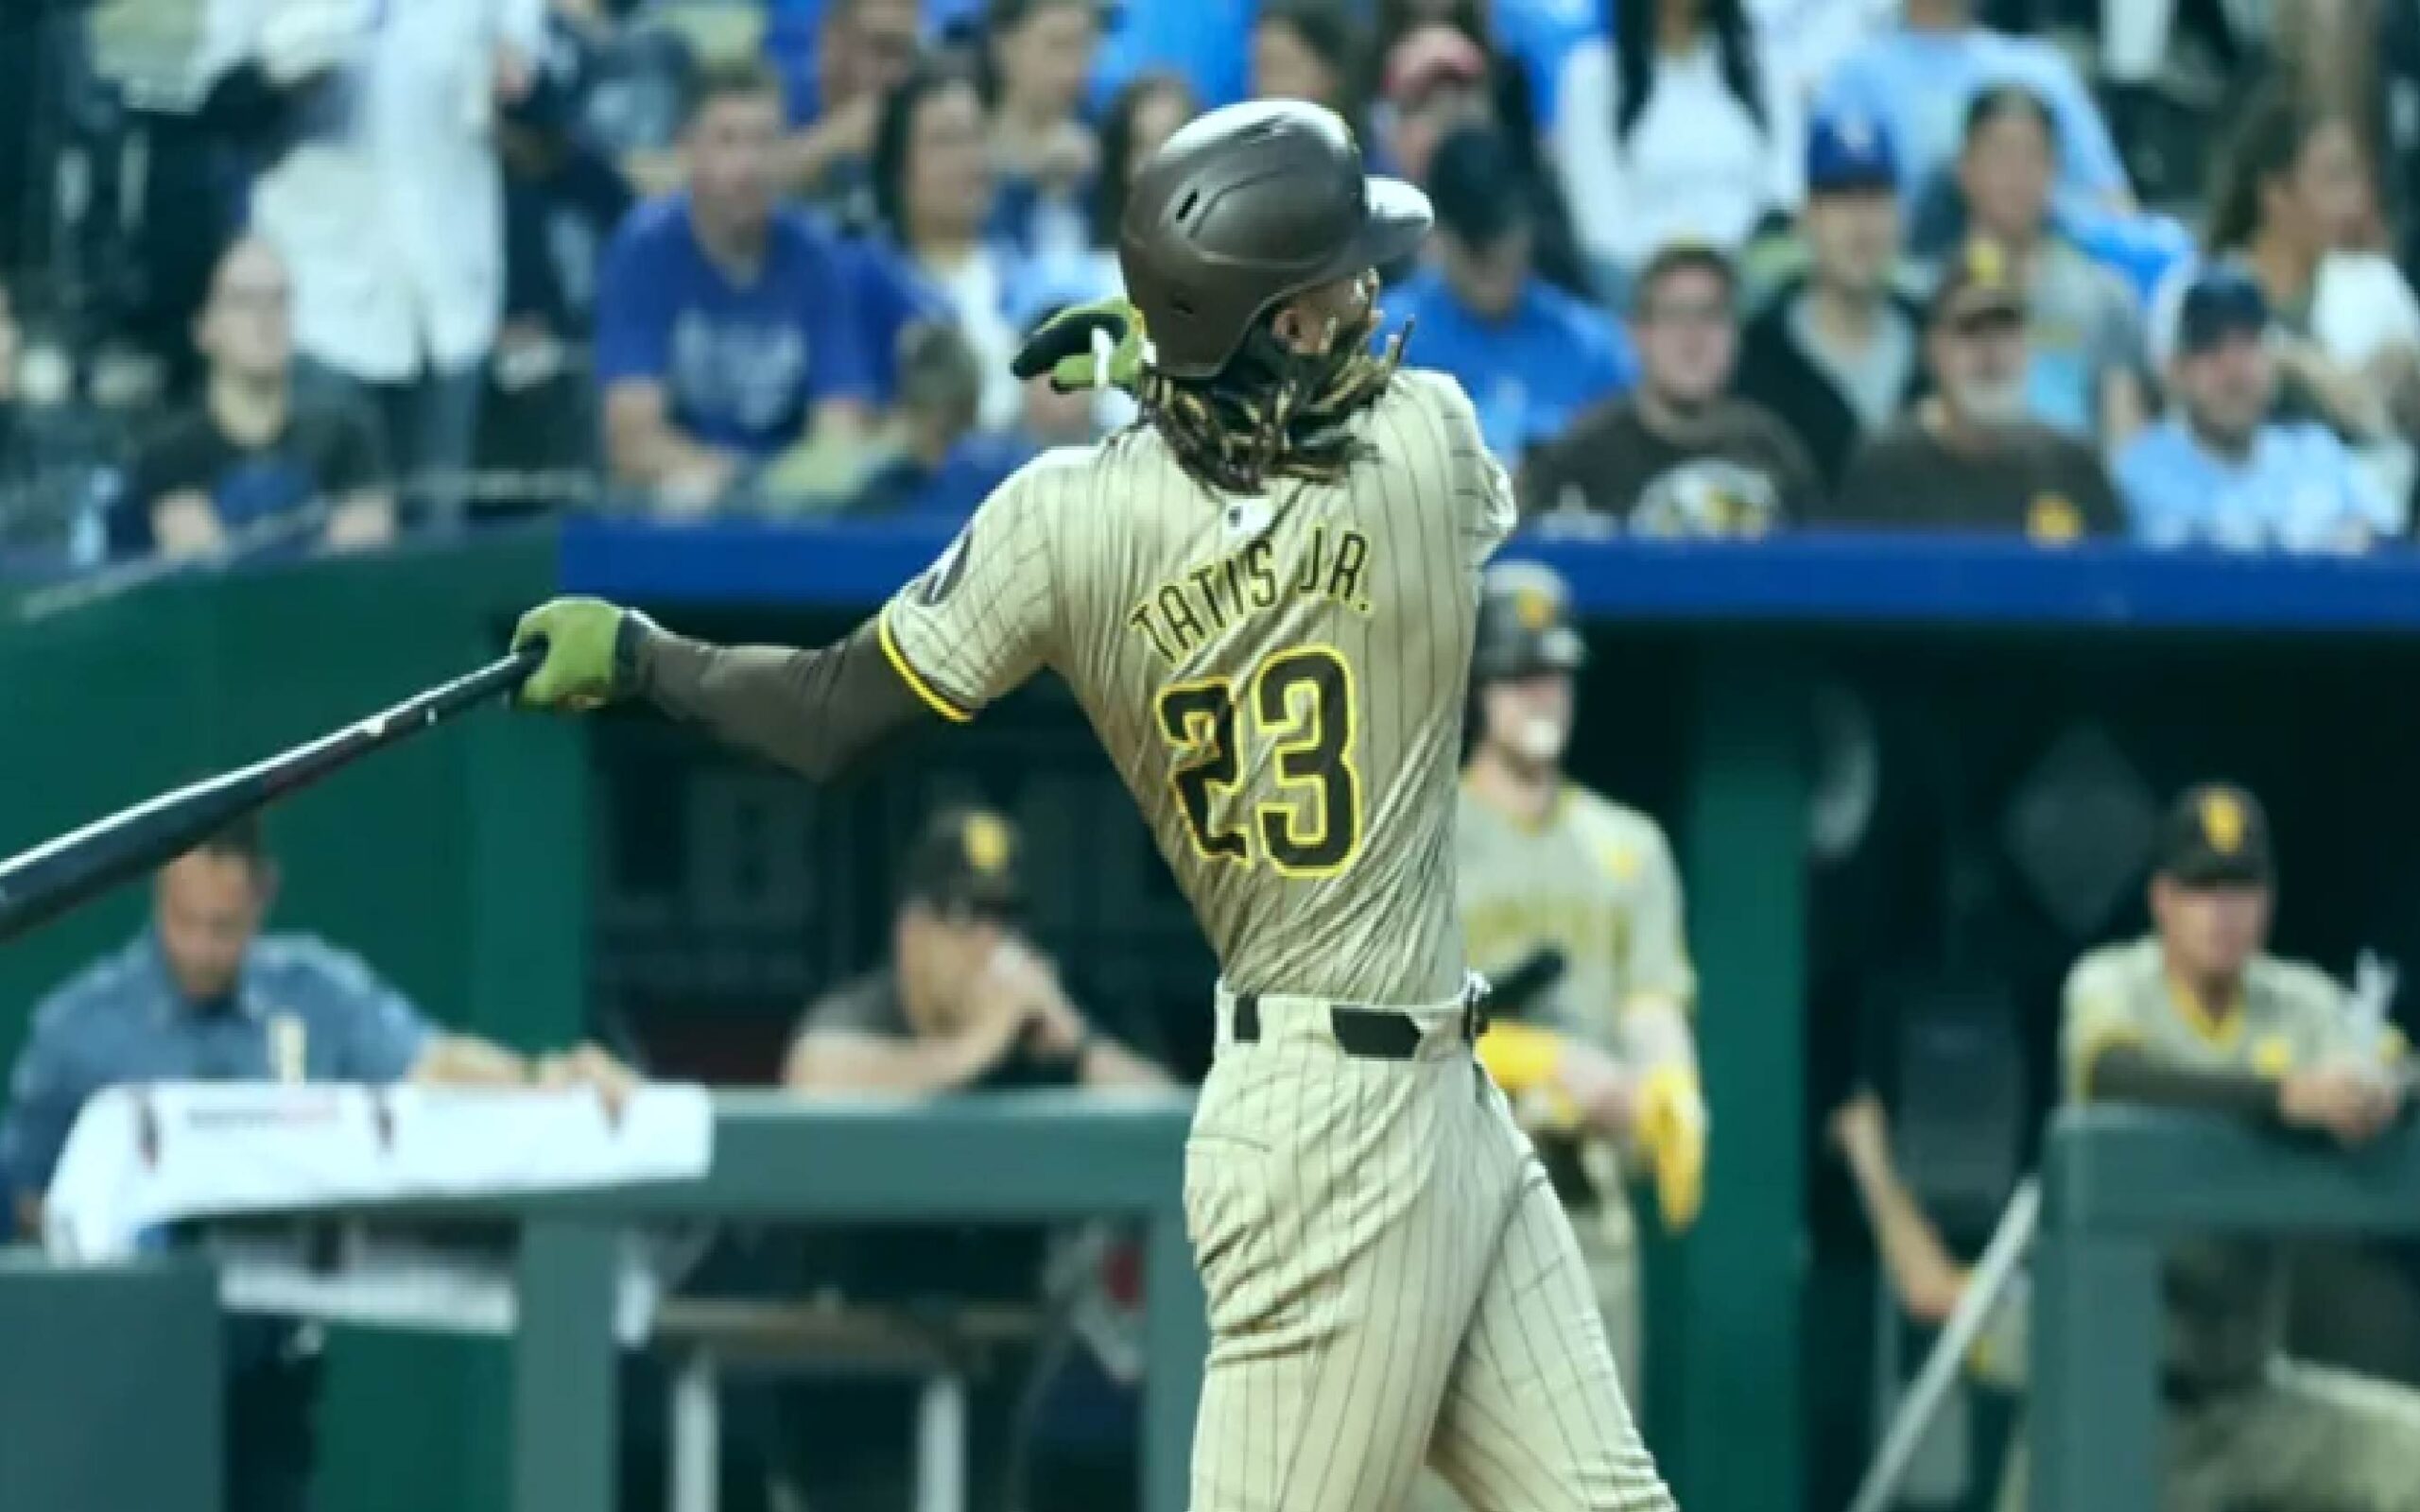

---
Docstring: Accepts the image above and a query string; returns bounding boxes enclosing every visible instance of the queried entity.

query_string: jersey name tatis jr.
[1125,525,1375,663]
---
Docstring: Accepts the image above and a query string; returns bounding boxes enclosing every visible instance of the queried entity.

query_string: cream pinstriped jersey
[2061,938,2368,1386]
[879,369,1516,1005]
[1456,784,1696,1045]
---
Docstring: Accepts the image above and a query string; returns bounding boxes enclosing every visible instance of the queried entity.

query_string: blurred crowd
[5,0,2420,568]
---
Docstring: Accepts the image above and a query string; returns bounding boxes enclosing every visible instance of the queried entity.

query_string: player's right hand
[2279,1064,2402,1145]
[512,597,631,712]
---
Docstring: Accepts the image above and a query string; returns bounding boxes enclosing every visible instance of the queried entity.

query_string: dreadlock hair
[1132,299,1411,493]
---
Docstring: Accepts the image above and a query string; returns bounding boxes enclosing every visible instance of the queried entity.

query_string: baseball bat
[1845,1177,2039,1512]
[0,644,544,946]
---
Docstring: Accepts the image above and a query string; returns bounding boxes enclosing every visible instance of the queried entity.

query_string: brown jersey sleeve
[633,618,929,782]
[877,465,1062,721]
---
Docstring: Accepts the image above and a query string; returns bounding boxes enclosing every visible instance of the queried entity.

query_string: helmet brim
[1352,176,1434,273]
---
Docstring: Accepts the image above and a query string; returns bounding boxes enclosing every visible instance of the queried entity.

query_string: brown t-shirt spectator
[1517,398,1820,535]
[1821,416,2122,541]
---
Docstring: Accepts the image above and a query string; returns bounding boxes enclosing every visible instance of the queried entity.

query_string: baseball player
[511,98,1673,1512]
[1836,783,2420,1512]
[1453,562,1705,1402]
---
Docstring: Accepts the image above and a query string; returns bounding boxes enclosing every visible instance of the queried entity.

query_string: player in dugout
[785,805,1171,1094]
[0,816,633,1512]
[1449,562,1705,1404]
[779,806,1169,1512]
[1834,782,2420,1512]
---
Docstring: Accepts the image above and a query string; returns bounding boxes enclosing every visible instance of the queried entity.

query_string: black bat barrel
[0,646,541,946]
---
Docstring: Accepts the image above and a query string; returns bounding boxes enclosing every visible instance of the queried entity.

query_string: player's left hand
[1636,1065,1707,1232]
[1011,299,1150,394]
[512,596,633,712]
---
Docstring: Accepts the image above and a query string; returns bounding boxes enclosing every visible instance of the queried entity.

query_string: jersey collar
[1461,770,1569,835]
[136,928,266,1025]
[2161,964,2247,1049]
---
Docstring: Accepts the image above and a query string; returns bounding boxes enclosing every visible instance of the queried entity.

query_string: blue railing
[557,518,2420,633]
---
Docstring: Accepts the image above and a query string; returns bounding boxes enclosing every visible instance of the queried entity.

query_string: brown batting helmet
[1119,100,1432,380]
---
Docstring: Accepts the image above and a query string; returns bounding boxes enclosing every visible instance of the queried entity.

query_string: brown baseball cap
[1930,238,2028,328]
[901,806,1027,920]
[2154,782,2274,888]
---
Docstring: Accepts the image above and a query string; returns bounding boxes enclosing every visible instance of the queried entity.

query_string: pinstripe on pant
[1184,990,1675,1512]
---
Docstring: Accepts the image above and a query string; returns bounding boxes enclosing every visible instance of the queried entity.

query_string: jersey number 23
[1154,646,1361,877]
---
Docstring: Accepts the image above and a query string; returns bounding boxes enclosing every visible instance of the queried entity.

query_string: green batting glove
[1011,298,1150,394]
[511,596,632,712]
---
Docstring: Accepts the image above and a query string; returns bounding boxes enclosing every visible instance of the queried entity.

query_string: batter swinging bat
[0,645,544,946]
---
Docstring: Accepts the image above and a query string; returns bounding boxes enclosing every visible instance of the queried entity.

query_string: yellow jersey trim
[1459,771,1571,835]
[878,607,974,724]
[2163,973,2246,1050]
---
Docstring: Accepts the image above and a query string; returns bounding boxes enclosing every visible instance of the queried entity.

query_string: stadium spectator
[495,0,638,343]
[111,238,393,560]
[1377,0,1602,134]
[1091,0,1250,112]
[848,322,1034,517]
[1012,301,1128,444]
[990,72,1192,435]
[1368,6,1587,292]
[1943,86,2148,447]
[775,0,924,209]
[594,60,873,515]
[857,63,1028,432]
[984,0,1106,266]
[1825,239,2121,537]
[1519,242,1814,532]
[1375,26,1587,293]
[1737,111,1923,489]
[1550,0,1799,303]
[1815,0,2131,222]
[195,0,545,524]
[1753,0,1893,130]
[785,808,1169,1094]
[0,817,631,1512]
[1377,26,1493,186]
[2117,267,2396,552]
[2183,87,2420,472]
[2060,783,2420,1510]
[1250,0,1368,127]
[1080,72,1201,299]
[487,2,639,494]
[1382,125,1634,462]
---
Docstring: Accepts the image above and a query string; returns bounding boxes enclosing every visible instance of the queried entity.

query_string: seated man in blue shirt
[2116,267,2399,552]
[0,816,630,1512]
[595,59,874,514]
[1382,122,1634,464]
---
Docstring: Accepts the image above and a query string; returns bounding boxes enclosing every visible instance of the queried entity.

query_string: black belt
[1229,989,1488,1060]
